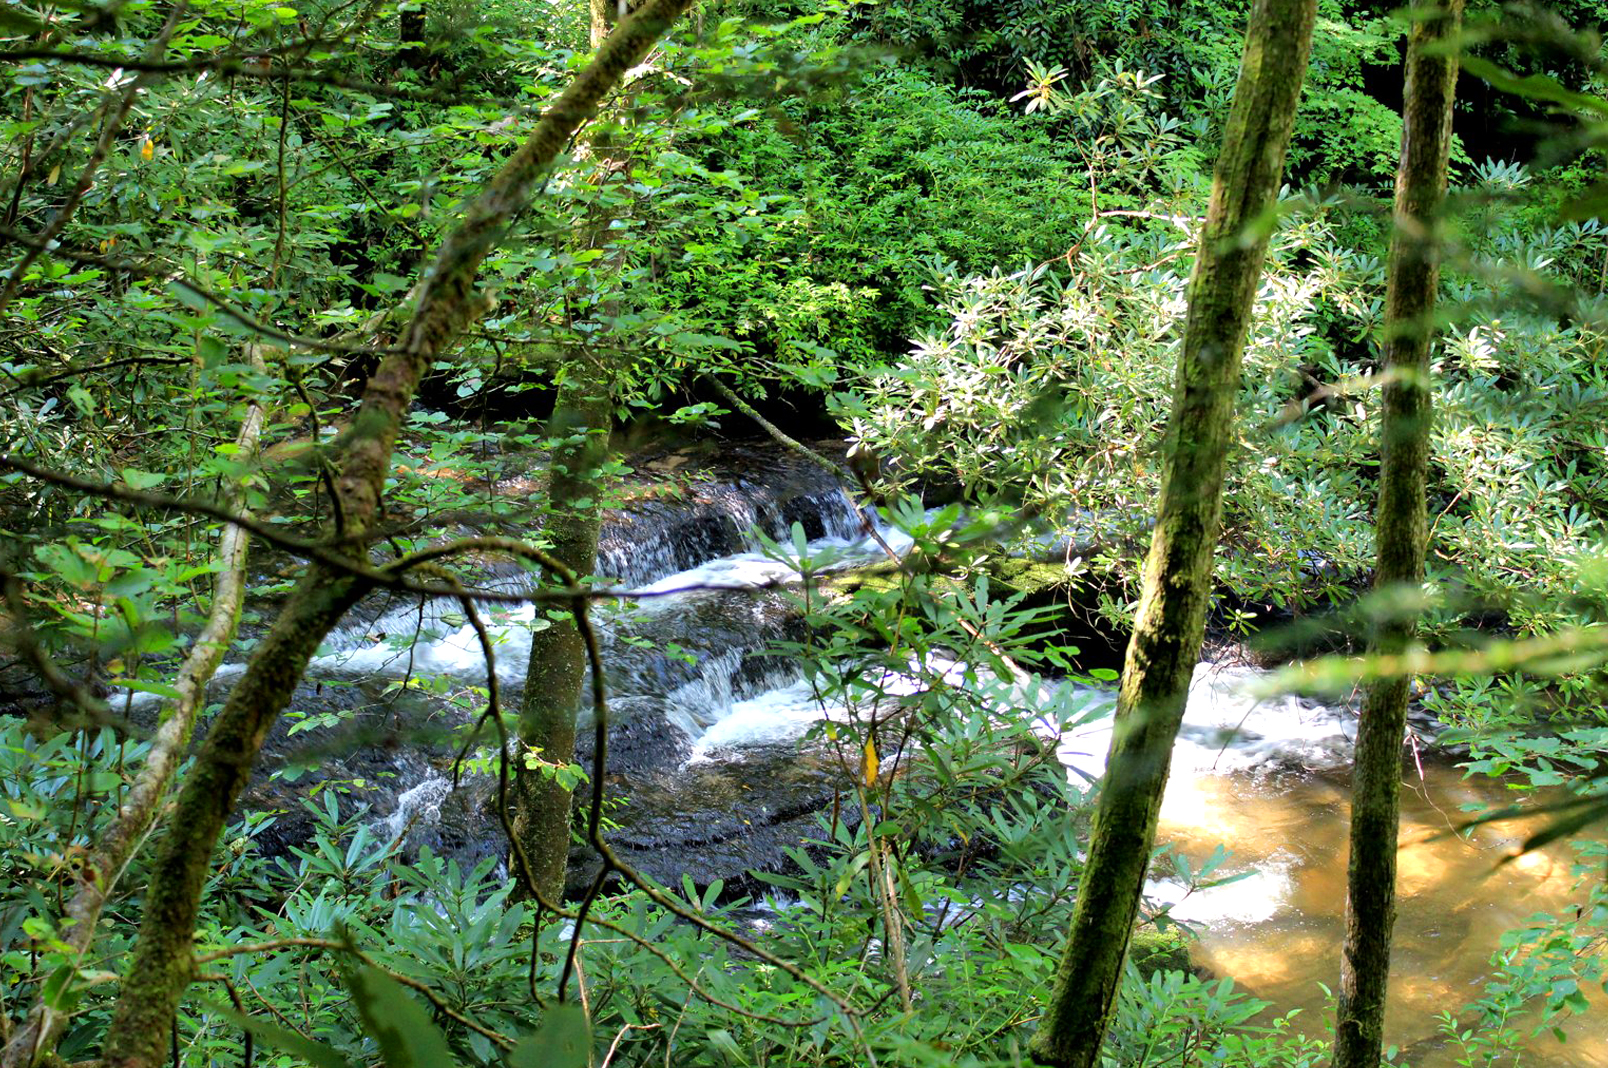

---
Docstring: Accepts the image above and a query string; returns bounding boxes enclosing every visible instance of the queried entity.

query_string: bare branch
[0,355,193,399]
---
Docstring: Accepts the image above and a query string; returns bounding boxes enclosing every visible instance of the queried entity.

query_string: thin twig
[0,355,192,398]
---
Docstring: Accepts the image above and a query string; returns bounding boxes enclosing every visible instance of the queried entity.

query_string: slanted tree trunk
[1333,3,1461,1065]
[1027,1,1316,1063]
[97,5,694,1063]
[511,361,612,904]
[2,349,269,1068]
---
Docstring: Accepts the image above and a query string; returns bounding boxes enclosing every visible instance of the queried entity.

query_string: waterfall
[380,773,453,843]
[596,459,865,589]
[259,447,895,861]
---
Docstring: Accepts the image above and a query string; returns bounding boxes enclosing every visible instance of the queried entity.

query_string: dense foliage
[2,0,1607,1064]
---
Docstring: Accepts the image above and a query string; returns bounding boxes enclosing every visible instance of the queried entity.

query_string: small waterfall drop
[380,773,453,843]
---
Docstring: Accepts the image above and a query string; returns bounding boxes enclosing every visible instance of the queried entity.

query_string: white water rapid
[212,447,1601,1067]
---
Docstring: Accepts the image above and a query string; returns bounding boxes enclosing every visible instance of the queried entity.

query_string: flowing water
[1160,764,1605,1066]
[260,447,1602,1066]
[1062,668,1606,1067]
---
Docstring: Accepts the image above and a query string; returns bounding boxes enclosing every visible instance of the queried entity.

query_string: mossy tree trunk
[1027,1,1315,1063]
[2,349,269,1068]
[96,4,694,1063]
[509,0,631,905]
[511,361,613,904]
[1333,3,1461,1065]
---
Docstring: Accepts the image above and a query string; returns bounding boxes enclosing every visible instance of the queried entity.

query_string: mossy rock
[987,559,1079,598]
[823,564,905,597]
[1127,926,1193,979]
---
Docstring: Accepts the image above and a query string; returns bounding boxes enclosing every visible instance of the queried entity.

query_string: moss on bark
[1027,0,1316,1063]
[1128,927,1192,980]
[1333,4,1461,1065]
[512,367,612,904]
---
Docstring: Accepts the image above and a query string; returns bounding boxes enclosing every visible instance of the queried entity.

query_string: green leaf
[0,5,45,33]
[105,569,154,598]
[1460,57,1608,118]
[706,1028,743,1063]
[197,336,229,367]
[35,548,89,590]
[507,1004,590,1068]
[342,964,459,1068]
[40,965,82,1012]
[108,675,182,701]
[896,863,923,916]
[201,1000,353,1068]
[120,468,166,490]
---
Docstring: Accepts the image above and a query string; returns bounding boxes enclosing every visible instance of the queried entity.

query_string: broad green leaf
[201,1000,353,1068]
[40,965,82,1012]
[0,5,44,33]
[120,468,166,490]
[507,1004,590,1068]
[342,964,459,1068]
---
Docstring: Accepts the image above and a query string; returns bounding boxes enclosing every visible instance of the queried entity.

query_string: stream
[249,443,1602,1067]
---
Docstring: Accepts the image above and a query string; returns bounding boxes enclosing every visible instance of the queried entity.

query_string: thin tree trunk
[508,0,630,905]
[2,349,269,1068]
[511,362,612,904]
[1027,1,1315,1063]
[1333,3,1461,1064]
[97,5,694,1063]
[399,4,427,70]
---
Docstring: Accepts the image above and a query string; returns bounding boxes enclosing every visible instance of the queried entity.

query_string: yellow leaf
[139,136,153,162]
[861,736,878,788]
[46,163,60,186]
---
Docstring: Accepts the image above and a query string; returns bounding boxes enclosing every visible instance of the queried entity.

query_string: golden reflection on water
[1159,765,1607,1068]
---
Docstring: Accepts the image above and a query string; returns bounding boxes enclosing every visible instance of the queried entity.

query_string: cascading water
[257,450,901,876]
[595,449,867,589]
[230,442,1602,1068]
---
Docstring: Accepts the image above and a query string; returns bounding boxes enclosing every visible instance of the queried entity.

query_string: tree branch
[3,346,271,1068]
[0,2,188,316]
[97,3,700,1060]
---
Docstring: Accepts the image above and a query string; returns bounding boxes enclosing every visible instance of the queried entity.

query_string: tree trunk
[97,5,694,1063]
[507,1,632,905]
[1333,3,1461,1065]
[399,2,427,70]
[511,363,612,904]
[2,349,269,1068]
[1027,1,1315,1063]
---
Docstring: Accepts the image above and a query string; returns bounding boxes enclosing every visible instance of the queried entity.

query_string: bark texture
[1027,1,1316,1063]
[2,351,269,1068]
[508,3,628,905]
[97,4,693,1063]
[511,363,612,904]
[1333,3,1461,1065]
